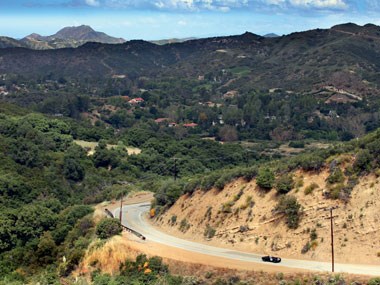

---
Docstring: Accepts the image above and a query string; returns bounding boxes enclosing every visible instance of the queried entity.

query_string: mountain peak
[264,33,279,38]
[331,22,363,33]
[56,25,95,36]
[54,25,97,40]
[24,33,43,40]
[49,25,125,43]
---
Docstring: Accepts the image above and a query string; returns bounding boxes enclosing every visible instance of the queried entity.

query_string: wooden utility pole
[322,206,338,272]
[119,195,123,223]
[329,207,335,272]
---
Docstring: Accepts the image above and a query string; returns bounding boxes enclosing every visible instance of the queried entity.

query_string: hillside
[1,23,380,95]
[152,129,380,265]
[0,37,25,49]
[154,171,380,264]
[3,24,380,145]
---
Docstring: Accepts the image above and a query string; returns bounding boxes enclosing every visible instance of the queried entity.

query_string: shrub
[304,182,319,195]
[353,149,372,172]
[301,242,311,254]
[183,179,201,195]
[256,167,275,190]
[215,173,234,190]
[95,218,122,239]
[200,173,220,191]
[241,166,258,181]
[328,183,345,199]
[221,201,234,213]
[275,174,294,194]
[289,141,305,148]
[179,219,190,232]
[204,224,216,239]
[326,168,345,184]
[275,195,302,229]
[310,228,317,240]
[170,215,177,226]
[297,154,324,171]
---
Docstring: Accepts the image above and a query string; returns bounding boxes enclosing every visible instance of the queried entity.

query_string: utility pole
[329,207,335,273]
[119,195,123,223]
[319,206,338,272]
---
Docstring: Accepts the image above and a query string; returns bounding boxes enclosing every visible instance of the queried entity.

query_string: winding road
[113,202,380,276]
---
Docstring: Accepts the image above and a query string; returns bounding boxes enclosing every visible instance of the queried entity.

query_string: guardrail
[104,209,146,240]
[120,224,146,240]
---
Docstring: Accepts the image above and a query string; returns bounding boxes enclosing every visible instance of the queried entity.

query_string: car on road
[262,255,281,263]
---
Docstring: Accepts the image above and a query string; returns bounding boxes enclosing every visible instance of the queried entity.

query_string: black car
[261,255,281,263]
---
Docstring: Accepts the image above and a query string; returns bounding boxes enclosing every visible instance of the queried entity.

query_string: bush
[183,179,201,195]
[301,242,311,254]
[95,218,122,239]
[256,168,275,190]
[310,228,317,240]
[275,174,294,194]
[241,166,258,181]
[179,219,190,232]
[170,215,177,226]
[221,201,234,213]
[326,168,344,184]
[353,149,372,172]
[215,173,235,191]
[275,195,302,229]
[204,224,216,239]
[289,141,305,148]
[296,154,324,171]
[304,182,319,195]
[200,173,220,191]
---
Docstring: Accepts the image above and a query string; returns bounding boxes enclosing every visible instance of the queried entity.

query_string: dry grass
[74,233,370,285]
[74,140,141,156]
[76,235,140,277]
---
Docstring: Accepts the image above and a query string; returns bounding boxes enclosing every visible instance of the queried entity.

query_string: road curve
[114,202,380,276]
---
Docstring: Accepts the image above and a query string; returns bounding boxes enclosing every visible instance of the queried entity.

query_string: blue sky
[0,0,380,40]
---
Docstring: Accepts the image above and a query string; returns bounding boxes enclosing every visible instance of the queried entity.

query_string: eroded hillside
[153,164,380,265]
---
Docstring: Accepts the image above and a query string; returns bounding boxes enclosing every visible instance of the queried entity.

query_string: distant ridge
[263,33,279,38]
[150,37,198,45]
[0,25,126,50]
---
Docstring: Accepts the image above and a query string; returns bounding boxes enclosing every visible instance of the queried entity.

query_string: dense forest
[0,102,269,283]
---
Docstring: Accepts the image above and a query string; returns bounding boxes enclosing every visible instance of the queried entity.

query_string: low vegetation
[96,218,123,239]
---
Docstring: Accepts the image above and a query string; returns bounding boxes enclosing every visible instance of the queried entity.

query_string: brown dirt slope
[153,170,380,265]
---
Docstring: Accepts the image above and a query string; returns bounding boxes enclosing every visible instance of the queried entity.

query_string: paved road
[114,203,380,276]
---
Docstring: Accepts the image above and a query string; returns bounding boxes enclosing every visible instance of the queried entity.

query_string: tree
[63,157,85,181]
[96,218,122,239]
[218,125,238,142]
[36,231,57,265]
[275,195,302,229]
[256,167,275,190]
[275,174,294,194]
[15,205,57,242]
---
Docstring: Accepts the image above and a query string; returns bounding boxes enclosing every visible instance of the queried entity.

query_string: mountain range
[0,25,125,49]
[0,26,280,50]
[1,22,380,98]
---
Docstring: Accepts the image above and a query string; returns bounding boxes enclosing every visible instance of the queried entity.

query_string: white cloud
[150,0,249,11]
[85,0,100,6]
[75,0,348,11]
[289,0,347,9]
